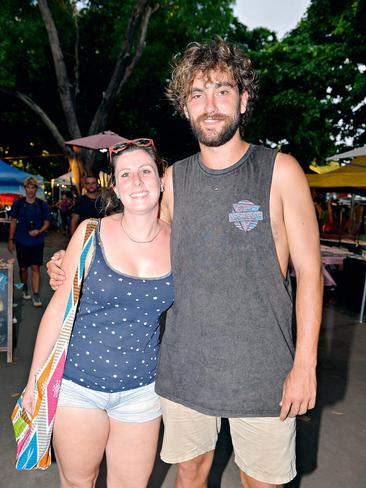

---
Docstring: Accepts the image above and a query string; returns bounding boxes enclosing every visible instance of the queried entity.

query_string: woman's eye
[142,168,151,174]
[120,172,129,178]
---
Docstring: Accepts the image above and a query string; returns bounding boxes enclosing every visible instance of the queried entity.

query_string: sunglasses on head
[109,138,155,161]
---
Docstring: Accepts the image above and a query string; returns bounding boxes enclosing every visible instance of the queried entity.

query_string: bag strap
[54,218,98,349]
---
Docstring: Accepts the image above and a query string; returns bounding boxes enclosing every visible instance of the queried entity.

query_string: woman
[55,192,74,235]
[22,139,173,487]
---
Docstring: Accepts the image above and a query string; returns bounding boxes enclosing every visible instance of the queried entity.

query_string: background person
[55,191,74,236]
[22,139,173,487]
[70,175,101,236]
[8,176,50,307]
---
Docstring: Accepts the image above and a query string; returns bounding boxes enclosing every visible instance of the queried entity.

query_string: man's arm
[29,220,50,237]
[8,218,17,253]
[70,213,80,236]
[273,153,323,420]
[160,166,174,224]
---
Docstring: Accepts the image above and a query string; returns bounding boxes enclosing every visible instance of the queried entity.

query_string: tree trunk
[88,0,157,134]
[38,0,81,139]
[0,87,65,150]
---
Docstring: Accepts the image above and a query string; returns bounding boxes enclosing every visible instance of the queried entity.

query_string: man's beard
[189,111,241,147]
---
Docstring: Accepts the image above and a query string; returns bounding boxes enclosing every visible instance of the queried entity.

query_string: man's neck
[85,192,97,200]
[199,132,250,170]
[25,196,36,204]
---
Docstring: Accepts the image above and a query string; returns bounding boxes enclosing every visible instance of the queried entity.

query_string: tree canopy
[0,0,365,181]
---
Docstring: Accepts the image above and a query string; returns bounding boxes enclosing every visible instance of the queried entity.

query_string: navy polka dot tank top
[63,221,174,392]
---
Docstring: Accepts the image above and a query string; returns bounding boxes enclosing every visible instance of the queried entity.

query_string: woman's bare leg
[53,407,109,488]
[105,416,161,488]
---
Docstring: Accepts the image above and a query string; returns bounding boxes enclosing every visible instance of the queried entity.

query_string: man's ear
[240,90,249,114]
[183,105,190,120]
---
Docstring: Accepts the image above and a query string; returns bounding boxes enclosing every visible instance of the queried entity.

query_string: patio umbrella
[64,131,127,150]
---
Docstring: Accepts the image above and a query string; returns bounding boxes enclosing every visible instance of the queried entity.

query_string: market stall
[0,159,45,208]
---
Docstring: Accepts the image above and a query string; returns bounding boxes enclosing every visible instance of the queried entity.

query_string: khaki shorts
[160,397,296,485]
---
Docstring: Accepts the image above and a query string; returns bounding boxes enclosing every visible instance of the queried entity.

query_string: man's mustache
[196,113,227,123]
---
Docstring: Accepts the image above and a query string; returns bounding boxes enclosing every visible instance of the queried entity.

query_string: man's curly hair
[166,38,259,133]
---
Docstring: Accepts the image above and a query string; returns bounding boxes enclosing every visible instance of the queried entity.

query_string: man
[48,39,323,488]
[157,39,322,488]
[70,175,100,235]
[8,176,50,307]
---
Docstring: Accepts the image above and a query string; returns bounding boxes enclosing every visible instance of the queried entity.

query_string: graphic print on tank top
[228,199,263,232]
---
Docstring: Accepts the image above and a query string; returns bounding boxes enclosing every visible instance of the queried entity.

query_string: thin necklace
[120,216,161,244]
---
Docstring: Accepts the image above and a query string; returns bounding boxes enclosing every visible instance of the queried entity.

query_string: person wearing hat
[8,176,50,307]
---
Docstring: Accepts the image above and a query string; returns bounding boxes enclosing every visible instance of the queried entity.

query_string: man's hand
[7,240,14,253]
[29,229,41,237]
[279,365,317,421]
[46,250,66,290]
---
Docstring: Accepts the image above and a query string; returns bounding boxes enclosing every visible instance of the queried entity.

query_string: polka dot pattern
[63,224,174,392]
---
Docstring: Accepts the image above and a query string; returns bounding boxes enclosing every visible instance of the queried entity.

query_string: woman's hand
[46,250,66,290]
[22,383,35,417]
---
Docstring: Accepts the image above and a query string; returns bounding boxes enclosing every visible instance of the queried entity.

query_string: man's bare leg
[175,451,214,488]
[240,470,283,488]
[31,264,41,294]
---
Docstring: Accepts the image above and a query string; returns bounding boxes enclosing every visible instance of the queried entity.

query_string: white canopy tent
[51,171,75,189]
[51,171,76,202]
[327,145,366,160]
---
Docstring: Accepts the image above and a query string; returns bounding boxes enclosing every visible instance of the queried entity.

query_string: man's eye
[142,169,151,174]
[218,90,229,96]
[191,93,202,100]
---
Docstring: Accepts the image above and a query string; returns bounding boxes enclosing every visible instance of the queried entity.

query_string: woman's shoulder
[100,213,121,226]
[159,218,171,236]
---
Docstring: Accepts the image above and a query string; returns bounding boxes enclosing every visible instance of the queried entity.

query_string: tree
[0,0,235,183]
[230,0,366,168]
[1,0,160,188]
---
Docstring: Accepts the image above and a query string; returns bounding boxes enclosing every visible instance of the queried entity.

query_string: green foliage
[0,0,365,176]
[244,0,366,167]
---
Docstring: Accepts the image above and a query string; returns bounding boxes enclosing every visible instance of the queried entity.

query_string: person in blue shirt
[8,176,50,307]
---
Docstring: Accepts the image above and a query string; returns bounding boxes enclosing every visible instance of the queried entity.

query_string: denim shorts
[58,379,161,423]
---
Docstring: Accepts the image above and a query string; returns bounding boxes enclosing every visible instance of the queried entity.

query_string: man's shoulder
[9,198,19,218]
[74,194,89,206]
[11,197,22,208]
[10,197,24,214]
[35,197,48,208]
[250,143,278,158]
[172,152,200,169]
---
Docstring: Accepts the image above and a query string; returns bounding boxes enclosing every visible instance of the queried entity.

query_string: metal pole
[359,271,366,323]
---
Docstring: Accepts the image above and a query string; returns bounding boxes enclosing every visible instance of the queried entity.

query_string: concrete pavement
[0,230,365,487]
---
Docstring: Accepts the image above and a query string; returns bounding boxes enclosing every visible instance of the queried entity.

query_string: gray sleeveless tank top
[155,144,294,417]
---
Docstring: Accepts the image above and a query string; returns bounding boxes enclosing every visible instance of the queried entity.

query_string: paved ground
[0,230,365,487]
